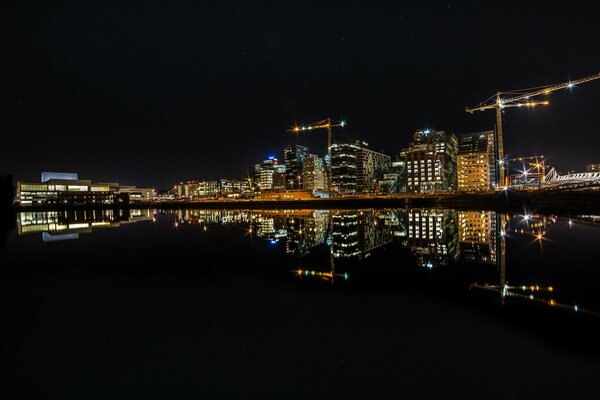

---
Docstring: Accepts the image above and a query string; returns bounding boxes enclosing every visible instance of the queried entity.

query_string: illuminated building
[406,209,459,267]
[172,181,198,198]
[284,145,310,189]
[586,163,600,172]
[273,164,286,190]
[331,137,389,195]
[458,211,497,264]
[404,130,458,193]
[255,156,280,191]
[356,147,391,194]
[331,138,362,195]
[457,130,496,192]
[302,154,326,192]
[219,179,253,197]
[171,180,219,198]
[378,155,406,194]
[16,172,155,205]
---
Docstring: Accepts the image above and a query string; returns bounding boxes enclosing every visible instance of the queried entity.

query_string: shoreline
[9,190,600,214]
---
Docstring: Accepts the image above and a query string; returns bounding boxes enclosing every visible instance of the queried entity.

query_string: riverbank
[10,189,600,214]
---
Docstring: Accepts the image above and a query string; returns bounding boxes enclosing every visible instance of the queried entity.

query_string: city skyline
[2,2,600,188]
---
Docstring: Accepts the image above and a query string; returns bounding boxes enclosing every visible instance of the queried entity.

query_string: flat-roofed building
[302,154,326,192]
[457,130,496,192]
[404,130,458,193]
[16,173,155,205]
[356,147,391,194]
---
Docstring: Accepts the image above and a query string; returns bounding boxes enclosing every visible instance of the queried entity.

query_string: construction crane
[287,118,346,193]
[287,118,346,158]
[466,72,600,186]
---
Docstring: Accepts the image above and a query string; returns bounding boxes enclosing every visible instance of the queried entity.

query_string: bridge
[541,168,600,190]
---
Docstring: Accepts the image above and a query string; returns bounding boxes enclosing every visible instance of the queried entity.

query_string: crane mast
[466,72,600,187]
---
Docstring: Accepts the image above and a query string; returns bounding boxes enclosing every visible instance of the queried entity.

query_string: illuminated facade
[378,156,406,194]
[219,179,253,197]
[457,130,496,192]
[284,145,310,189]
[331,138,363,195]
[404,130,458,193]
[172,180,220,198]
[16,172,155,205]
[302,154,326,192]
[331,137,389,195]
[254,157,286,191]
[356,147,391,194]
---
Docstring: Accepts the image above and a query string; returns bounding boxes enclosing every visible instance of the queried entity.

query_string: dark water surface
[1,209,600,399]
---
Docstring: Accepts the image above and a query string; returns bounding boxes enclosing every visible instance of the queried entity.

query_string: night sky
[2,1,599,189]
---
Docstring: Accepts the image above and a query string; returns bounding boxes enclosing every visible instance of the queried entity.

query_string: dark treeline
[0,174,16,247]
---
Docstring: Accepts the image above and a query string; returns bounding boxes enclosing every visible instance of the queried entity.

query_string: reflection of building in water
[358,211,394,255]
[174,210,253,225]
[332,210,394,258]
[284,211,329,256]
[17,209,154,241]
[458,211,497,264]
[251,215,288,242]
[332,211,360,258]
[406,209,459,267]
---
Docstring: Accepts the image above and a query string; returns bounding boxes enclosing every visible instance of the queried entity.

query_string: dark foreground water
[1,208,600,399]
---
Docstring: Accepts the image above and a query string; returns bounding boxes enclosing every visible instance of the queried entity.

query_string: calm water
[1,208,600,398]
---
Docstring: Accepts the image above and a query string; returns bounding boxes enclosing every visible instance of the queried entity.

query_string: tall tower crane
[287,118,346,193]
[466,72,600,186]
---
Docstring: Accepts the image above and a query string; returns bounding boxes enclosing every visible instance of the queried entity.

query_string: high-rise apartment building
[403,130,458,193]
[284,145,310,189]
[331,137,389,195]
[255,157,279,191]
[356,147,391,193]
[302,154,326,192]
[457,130,496,192]
[331,137,364,195]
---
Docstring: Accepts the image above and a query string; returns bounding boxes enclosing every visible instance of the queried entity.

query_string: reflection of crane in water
[470,213,598,316]
[292,232,350,284]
